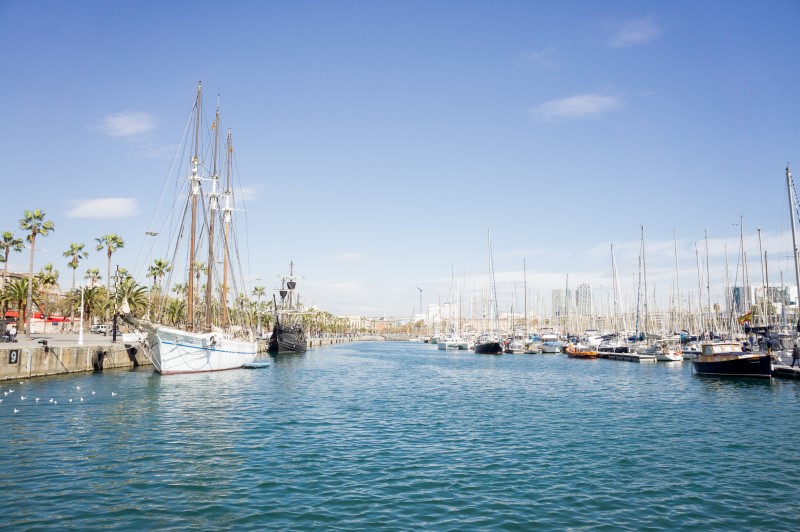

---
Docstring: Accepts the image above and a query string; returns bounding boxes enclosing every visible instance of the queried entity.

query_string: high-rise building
[575,283,592,316]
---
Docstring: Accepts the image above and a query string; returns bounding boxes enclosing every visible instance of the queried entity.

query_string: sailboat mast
[673,229,681,333]
[705,229,713,335]
[221,129,233,327]
[206,106,220,330]
[641,225,649,338]
[488,228,499,333]
[523,258,528,338]
[785,165,800,331]
[187,81,202,332]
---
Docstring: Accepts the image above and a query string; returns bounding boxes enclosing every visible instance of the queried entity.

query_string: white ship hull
[147,325,257,375]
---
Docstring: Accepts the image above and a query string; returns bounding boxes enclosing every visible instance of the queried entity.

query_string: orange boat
[566,344,598,358]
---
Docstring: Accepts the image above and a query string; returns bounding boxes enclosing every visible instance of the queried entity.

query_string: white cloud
[66,198,139,219]
[608,16,662,48]
[334,253,363,262]
[98,112,156,138]
[531,94,621,120]
[521,46,556,66]
[238,185,258,202]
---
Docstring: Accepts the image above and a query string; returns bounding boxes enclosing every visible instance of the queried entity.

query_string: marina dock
[597,352,657,363]
[774,364,800,379]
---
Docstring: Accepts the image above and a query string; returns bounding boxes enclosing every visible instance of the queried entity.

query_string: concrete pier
[774,364,800,379]
[0,332,145,381]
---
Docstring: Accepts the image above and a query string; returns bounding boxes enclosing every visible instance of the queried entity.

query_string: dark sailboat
[268,263,308,354]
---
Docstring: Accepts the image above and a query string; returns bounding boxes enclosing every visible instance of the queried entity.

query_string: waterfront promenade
[0,332,381,381]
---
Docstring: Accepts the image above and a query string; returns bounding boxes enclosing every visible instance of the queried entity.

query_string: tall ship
[127,83,257,374]
[268,263,308,353]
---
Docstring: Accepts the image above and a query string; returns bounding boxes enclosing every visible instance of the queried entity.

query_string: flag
[737,310,754,325]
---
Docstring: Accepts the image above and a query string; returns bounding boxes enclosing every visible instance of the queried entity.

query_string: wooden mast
[187,81,202,332]
[221,128,233,327]
[206,106,220,330]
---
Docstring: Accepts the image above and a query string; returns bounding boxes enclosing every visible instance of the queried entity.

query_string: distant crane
[416,287,423,320]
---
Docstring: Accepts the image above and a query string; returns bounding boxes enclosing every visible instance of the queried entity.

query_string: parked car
[91,324,108,334]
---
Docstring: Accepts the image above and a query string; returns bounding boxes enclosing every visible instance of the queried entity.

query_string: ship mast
[187,81,202,332]
[221,128,233,328]
[206,106,220,330]
[786,165,800,331]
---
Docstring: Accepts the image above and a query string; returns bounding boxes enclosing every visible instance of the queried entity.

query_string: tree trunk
[25,234,35,339]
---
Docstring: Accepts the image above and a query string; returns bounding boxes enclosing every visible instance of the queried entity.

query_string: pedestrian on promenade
[792,342,800,368]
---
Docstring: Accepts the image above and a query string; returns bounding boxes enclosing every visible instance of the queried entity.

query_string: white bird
[13,408,19,413]
[36,398,40,402]
[80,397,84,402]
[76,386,81,390]
[91,391,96,395]
[48,398,54,403]
[3,392,8,397]
[54,400,57,405]
[20,396,26,401]
[111,392,117,396]
[69,399,73,403]
[0,399,3,403]
[8,389,14,393]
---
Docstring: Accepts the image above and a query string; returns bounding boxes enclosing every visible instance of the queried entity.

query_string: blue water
[1,341,799,530]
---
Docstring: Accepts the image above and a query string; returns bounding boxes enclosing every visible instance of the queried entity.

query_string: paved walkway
[2,332,117,349]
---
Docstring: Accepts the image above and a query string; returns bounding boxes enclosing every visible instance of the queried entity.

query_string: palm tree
[95,233,124,292]
[36,263,59,332]
[62,242,89,289]
[3,278,40,335]
[85,268,102,287]
[166,298,186,326]
[147,258,172,291]
[20,209,54,338]
[252,285,266,333]
[82,286,107,328]
[172,283,187,299]
[115,277,149,318]
[1,231,25,316]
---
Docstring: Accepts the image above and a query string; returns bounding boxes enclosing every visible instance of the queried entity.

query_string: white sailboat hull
[147,325,257,375]
[438,339,469,350]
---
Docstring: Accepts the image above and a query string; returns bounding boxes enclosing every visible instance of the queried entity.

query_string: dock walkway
[598,352,657,363]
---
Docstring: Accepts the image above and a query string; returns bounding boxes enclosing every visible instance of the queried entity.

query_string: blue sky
[1,1,799,318]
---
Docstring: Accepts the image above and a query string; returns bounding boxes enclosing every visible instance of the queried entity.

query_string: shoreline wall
[0,344,144,381]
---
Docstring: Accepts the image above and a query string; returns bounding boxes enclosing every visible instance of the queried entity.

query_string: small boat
[504,339,526,354]
[691,341,773,378]
[641,339,683,361]
[566,344,598,358]
[242,361,271,369]
[539,334,563,353]
[438,336,469,350]
[523,342,541,354]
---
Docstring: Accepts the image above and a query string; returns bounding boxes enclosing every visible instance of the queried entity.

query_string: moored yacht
[691,341,772,378]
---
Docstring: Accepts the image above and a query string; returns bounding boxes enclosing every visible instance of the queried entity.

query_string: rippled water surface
[2,342,799,530]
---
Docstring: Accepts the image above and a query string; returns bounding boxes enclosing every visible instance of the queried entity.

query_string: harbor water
[1,341,799,530]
